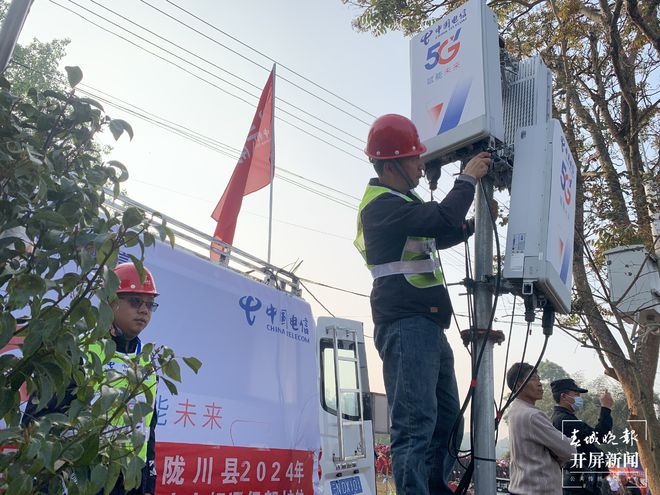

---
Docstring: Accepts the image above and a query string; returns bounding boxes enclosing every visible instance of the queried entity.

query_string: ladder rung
[342,454,367,461]
[338,356,358,363]
[339,388,360,394]
[342,420,364,426]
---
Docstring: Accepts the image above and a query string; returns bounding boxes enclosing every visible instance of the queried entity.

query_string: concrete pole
[0,0,34,74]
[472,175,496,495]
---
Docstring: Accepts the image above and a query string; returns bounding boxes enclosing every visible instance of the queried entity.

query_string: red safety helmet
[365,114,427,160]
[114,262,159,296]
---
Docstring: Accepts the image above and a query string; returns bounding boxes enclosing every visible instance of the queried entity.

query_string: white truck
[112,194,377,495]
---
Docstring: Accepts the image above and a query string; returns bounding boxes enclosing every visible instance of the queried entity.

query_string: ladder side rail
[351,328,367,458]
[331,326,346,461]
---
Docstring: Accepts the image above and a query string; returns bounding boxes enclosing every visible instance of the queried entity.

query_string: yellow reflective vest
[88,341,157,461]
[354,184,444,289]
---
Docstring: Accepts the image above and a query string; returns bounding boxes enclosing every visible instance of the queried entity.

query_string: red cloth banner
[210,69,274,257]
[157,442,313,494]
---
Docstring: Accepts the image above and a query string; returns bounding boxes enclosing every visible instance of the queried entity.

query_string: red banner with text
[157,442,314,495]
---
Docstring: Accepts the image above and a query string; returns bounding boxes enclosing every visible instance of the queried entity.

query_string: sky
[15,0,650,427]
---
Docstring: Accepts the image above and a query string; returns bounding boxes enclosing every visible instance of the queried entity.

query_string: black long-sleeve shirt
[360,176,476,327]
[22,332,157,494]
[551,405,613,492]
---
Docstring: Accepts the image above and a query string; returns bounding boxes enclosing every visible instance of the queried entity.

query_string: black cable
[299,280,336,317]
[160,0,377,121]
[452,179,503,494]
[63,0,365,152]
[496,333,551,428]
[497,296,517,412]
[495,319,530,445]
[438,255,469,353]
[48,0,369,162]
[11,59,366,214]
[456,321,552,495]
[87,0,367,145]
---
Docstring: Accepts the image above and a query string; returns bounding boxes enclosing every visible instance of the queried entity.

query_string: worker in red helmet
[22,262,160,495]
[94,262,159,495]
[355,114,491,495]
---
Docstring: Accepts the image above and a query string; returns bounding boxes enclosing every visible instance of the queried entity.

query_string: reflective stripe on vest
[354,185,444,288]
[88,342,157,461]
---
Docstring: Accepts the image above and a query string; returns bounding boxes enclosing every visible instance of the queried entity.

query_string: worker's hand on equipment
[462,151,491,179]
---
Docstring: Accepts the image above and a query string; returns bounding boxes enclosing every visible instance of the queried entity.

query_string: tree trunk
[568,108,660,493]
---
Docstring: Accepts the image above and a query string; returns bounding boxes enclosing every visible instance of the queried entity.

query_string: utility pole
[466,172,504,495]
[0,0,34,73]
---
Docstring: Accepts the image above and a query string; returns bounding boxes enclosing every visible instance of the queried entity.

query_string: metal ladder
[330,325,366,462]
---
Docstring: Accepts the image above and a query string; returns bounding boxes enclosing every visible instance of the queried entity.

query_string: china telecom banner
[140,242,319,495]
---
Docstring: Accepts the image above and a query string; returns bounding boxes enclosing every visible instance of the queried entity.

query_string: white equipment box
[604,245,660,325]
[410,0,504,162]
[503,119,578,313]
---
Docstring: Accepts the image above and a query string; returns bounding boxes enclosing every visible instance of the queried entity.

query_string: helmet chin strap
[392,158,416,191]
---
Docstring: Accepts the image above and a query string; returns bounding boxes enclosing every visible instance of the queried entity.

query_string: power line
[298,277,369,298]
[63,0,365,152]
[300,280,336,317]
[78,88,469,267]
[128,177,356,242]
[158,0,376,123]
[70,85,359,210]
[87,0,366,146]
[49,0,369,163]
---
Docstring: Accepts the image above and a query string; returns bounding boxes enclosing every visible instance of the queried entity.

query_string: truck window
[320,339,360,420]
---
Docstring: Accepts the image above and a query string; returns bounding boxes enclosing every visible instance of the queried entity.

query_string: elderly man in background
[506,363,576,495]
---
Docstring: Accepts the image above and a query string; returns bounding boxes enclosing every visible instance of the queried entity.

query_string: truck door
[317,317,376,495]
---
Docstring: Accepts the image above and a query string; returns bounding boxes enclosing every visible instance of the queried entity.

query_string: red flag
[211,69,274,258]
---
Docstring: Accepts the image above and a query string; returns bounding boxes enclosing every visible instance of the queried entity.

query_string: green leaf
[68,298,91,324]
[0,313,17,349]
[6,472,32,494]
[109,119,134,141]
[123,456,144,490]
[90,463,107,491]
[60,439,84,463]
[103,267,120,295]
[65,66,83,87]
[96,301,114,333]
[31,210,68,227]
[78,96,104,111]
[79,433,100,466]
[106,160,128,181]
[121,207,143,229]
[161,377,178,395]
[182,356,202,374]
[104,460,122,494]
[38,440,57,472]
[163,359,181,382]
[95,238,115,265]
[0,388,19,420]
[127,255,145,284]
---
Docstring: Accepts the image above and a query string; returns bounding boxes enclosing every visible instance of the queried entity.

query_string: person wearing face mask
[550,379,614,495]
